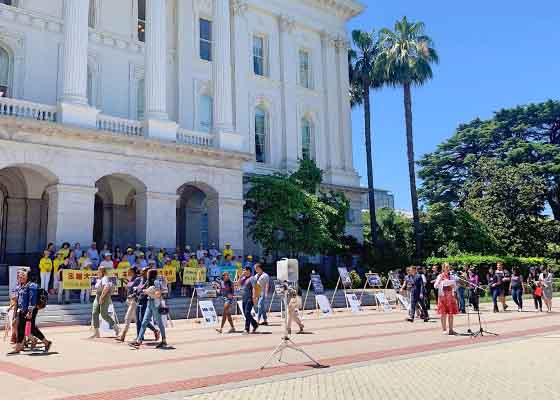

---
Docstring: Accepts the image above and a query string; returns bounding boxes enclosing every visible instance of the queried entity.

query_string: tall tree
[379,17,439,258]
[349,29,383,244]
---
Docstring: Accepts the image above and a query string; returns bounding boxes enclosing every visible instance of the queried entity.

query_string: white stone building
[0,0,364,267]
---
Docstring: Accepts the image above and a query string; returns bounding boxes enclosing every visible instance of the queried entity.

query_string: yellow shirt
[117,260,131,270]
[58,248,70,258]
[53,257,64,274]
[78,256,88,267]
[171,259,181,273]
[39,257,53,273]
[187,259,199,269]
[223,248,233,258]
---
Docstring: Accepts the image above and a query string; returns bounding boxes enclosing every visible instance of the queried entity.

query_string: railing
[177,128,214,148]
[96,114,144,137]
[0,97,57,122]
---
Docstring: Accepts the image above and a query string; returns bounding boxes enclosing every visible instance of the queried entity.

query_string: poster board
[396,294,411,311]
[182,267,206,285]
[345,293,361,313]
[366,273,381,287]
[195,283,217,299]
[389,271,401,290]
[338,267,353,289]
[375,293,392,312]
[199,300,218,326]
[315,294,332,317]
[310,274,324,294]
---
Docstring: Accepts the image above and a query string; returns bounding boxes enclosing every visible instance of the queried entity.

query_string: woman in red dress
[435,263,459,335]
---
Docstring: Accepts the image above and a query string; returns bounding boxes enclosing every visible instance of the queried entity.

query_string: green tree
[418,100,560,220]
[379,17,439,258]
[245,160,349,256]
[464,159,549,256]
[349,29,384,244]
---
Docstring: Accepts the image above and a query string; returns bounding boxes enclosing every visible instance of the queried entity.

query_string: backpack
[36,288,49,310]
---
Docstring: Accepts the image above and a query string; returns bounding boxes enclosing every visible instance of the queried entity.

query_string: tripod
[454,274,498,338]
[260,288,322,370]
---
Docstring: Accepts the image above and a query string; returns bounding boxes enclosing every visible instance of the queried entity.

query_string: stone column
[58,0,99,128]
[144,0,177,141]
[46,185,97,247]
[322,33,342,172]
[279,15,298,171]
[213,0,242,151]
[231,1,250,152]
[336,36,355,172]
[135,191,177,249]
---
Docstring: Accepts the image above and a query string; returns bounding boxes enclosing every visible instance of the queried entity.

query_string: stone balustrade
[177,128,214,147]
[96,113,144,136]
[0,97,57,121]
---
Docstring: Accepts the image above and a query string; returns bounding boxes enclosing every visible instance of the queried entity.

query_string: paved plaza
[1,301,559,400]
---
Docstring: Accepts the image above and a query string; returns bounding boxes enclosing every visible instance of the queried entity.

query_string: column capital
[231,0,249,16]
[279,15,296,33]
[335,36,350,50]
[320,31,338,47]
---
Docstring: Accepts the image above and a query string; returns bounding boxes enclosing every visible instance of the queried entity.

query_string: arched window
[255,106,267,163]
[137,79,145,120]
[0,46,11,98]
[198,95,213,133]
[301,117,313,160]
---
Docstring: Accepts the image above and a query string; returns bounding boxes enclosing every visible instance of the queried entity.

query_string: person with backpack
[8,269,51,355]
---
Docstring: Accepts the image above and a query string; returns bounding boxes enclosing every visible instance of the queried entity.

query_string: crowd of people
[396,262,555,335]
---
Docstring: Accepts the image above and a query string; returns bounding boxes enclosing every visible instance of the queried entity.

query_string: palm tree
[379,17,439,258]
[349,30,384,244]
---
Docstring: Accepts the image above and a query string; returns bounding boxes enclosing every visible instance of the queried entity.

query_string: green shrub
[349,270,362,289]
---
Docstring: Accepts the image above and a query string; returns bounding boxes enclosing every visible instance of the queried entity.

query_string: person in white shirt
[99,253,114,269]
[196,244,205,261]
[255,263,270,326]
[89,266,119,338]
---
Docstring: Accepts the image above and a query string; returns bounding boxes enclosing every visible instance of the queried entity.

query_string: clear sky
[348,0,560,211]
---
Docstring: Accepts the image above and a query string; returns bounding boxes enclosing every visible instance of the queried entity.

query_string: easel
[330,267,352,309]
[267,279,285,318]
[186,281,208,322]
[360,271,383,310]
[302,271,322,317]
[385,270,404,310]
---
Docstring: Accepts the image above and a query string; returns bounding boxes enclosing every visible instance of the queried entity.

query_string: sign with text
[182,267,206,286]
[389,271,401,290]
[315,294,332,317]
[375,292,392,312]
[159,266,176,283]
[366,273,381,287]
[199,300,218,326]
[338,267,352,289]
[345,293,361,313]
[310,274,324,294]
[195,282,217,299]
[62,269,129,290]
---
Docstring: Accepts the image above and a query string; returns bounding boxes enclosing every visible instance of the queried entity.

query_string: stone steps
[0,286,385,327]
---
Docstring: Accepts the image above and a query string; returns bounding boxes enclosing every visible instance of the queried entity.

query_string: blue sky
[348,0,560,211]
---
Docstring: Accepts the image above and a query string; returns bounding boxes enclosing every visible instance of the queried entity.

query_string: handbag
[158,299,169,315]
[534,287,543,297]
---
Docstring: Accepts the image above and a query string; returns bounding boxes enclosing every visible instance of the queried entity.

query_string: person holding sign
[435,263,458,335]
[89,266,120,339]
[216,271,236,334]
[239,266,258,334]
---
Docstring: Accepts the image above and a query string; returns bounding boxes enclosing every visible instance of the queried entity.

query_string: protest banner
[182,267,206,285]
[310,274,324,294]
[199,300,218,326]
[158,266,176,283]
[338,267,353,289]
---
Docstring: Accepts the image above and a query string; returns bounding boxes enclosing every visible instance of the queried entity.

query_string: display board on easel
[386,270,402,291]
[360,271,383,310]
[302,271,324,316]
[187,281,217,321]
[199,300,219,326]
[330,267,353,309]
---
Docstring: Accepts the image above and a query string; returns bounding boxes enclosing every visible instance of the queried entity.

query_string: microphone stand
[453,274,498,338]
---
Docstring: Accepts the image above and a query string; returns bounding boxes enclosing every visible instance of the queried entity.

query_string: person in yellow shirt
[170,254,181,294]
[117,255,131,270]
[78,253,89,268]
[59,242,71,258]
[39,250,53,290]
[186,253,199,269]
[157,248,165,267]
[223,243,234,259]
[53,252,65,294]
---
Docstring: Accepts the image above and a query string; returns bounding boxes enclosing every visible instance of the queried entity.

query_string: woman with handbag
[539,266,554,313]
[129,269,168,349]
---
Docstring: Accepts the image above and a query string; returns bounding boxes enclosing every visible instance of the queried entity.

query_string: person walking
[254,263,270,326]
[216,271,236,334]
[8,270,52,355]
[129,269,168,349]
[495,262,510,311]
[116,267,140,342]
[488,267,501,313]
[239,266,258,334]
[435,263,458,335]
[510,267,524,312]
[132,268,160,341]
[540,266,554,313]
[89,266,119,339]
[528,268,543,312]
[407,266,429,322]
[456,268,468,313]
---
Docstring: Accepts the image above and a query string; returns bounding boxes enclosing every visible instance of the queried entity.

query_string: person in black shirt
[425,265,439,310]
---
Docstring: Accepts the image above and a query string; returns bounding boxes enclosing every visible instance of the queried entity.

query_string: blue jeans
[243,299,258,332]
[136,302,157,338]
[457,287,466,312]
[511,286,523,309]
[257,295,267,322]
[137,300,166,341]
[491,287,501,311]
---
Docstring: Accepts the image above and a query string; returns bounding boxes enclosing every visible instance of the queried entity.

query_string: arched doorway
[176,183,219,250]
[0,164,58,266]
[94,174,146,248]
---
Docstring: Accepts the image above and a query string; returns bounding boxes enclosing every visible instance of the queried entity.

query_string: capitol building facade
[0,0,364,264]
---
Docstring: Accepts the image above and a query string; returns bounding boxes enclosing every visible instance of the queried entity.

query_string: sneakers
[227,328,236,334]
[252,324,259,333]
[154,330,161,341]
[406,318,414,323]
[259,321,268,326]
[43,340,52,353]
[155,341,167,349]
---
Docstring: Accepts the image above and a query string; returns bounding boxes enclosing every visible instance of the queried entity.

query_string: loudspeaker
[276,258,299,282]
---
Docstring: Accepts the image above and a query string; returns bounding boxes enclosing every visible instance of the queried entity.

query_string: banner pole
[330,277,340,307]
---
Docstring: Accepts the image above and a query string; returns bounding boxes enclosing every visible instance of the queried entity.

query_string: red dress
[437,286,459,315]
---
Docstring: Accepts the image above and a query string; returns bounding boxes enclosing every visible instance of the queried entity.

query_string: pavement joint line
[50,323,560,400]
[153,328,560,399]
[25,311,558,380]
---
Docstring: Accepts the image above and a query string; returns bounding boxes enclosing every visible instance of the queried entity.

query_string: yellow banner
[62,269,129,289]
[182,267,206,285]
[158,266,177,283]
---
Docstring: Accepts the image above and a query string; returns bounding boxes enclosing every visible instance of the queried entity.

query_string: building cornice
[303,0,365,20]
[0,117,251,172]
